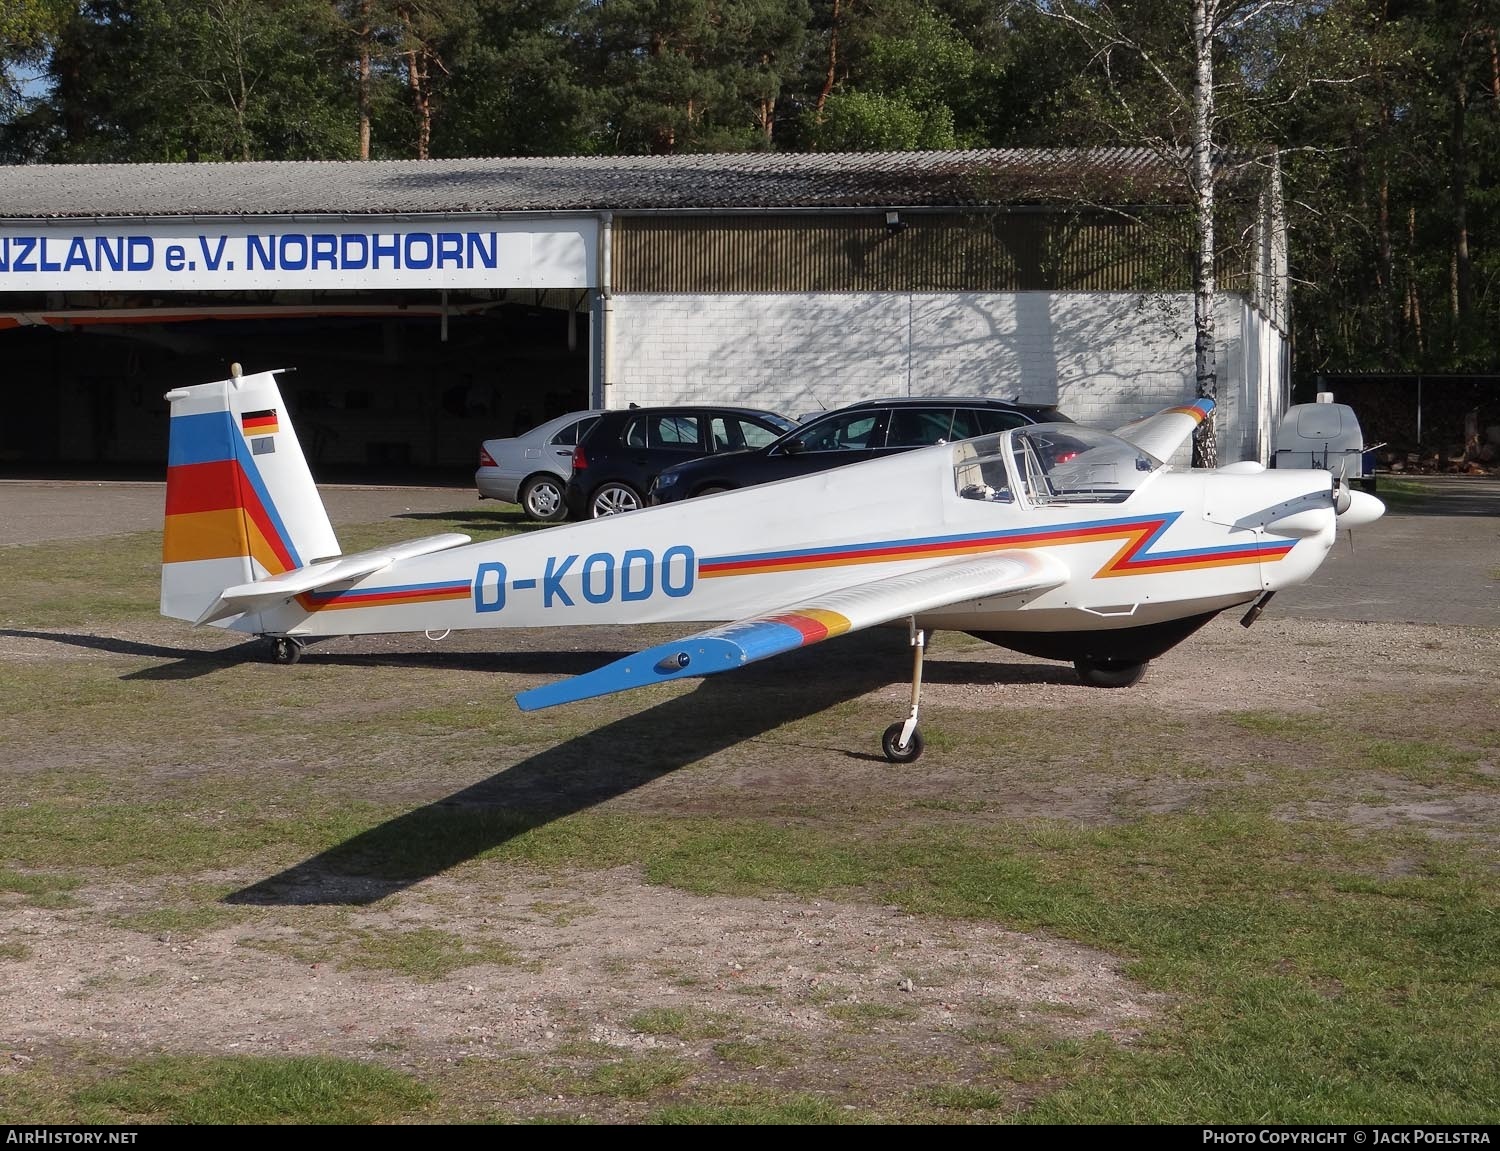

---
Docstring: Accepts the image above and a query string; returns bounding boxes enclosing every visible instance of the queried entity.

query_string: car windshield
[953,425,1161,505]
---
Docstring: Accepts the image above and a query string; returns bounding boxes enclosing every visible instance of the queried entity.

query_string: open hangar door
[0,290,590,478]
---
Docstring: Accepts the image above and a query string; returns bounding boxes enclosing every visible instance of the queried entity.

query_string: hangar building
[0,150,1288,473]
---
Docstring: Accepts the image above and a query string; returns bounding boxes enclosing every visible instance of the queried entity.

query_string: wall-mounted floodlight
[885,211,906,234]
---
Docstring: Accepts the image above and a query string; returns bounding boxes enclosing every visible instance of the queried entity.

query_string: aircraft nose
[1338,488,1385,528]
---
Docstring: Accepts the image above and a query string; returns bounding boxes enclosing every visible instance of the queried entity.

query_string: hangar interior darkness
[0,292,589,478]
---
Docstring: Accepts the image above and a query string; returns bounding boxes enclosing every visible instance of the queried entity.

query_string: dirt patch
[1,866,1159,1106]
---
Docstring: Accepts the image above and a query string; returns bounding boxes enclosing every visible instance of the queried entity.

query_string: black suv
[649,396,1070,505]
[565,405,797,517]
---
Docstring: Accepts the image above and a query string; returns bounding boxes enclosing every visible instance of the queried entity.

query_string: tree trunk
[1451,71,1471,330]
[358,0,372,160]
[1406,205,1425,355]
[406,46,431,160]
[817,0,841,115]
[1190,0,1218,468]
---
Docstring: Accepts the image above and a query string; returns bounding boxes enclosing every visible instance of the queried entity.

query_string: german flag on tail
[241,409,279,437]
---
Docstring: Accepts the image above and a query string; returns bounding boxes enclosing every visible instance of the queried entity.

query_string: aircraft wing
[515,550,1068,711]
[194,532,471,624]
[1112,399,1214,462]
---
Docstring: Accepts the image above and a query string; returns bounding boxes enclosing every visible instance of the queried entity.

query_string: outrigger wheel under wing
[516,551,1068,763]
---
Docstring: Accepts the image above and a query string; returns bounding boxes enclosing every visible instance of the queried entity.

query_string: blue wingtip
[515,635,747,712]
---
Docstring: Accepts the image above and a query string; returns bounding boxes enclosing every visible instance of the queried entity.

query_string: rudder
[161,368,340,625]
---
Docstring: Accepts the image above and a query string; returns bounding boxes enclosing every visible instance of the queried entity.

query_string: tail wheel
[590,482,643,517]
[519,475,567,522]
[1073,658,1148,688]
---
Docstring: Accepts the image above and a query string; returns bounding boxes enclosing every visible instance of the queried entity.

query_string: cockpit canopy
[954,424,1162,505]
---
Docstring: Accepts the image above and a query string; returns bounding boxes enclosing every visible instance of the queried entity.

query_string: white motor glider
[161,369,1383,761]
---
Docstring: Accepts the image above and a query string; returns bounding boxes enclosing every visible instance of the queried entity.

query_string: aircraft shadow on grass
[221,632,1072,909]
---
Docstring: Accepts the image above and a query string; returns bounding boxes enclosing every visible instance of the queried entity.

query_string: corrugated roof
[0,149,1216,220]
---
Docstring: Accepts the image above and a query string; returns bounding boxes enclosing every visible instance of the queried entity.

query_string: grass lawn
[0,500,1495,1123]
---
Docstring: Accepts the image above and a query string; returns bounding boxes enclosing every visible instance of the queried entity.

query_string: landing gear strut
[881,621,926,763]
[268,636,304,665]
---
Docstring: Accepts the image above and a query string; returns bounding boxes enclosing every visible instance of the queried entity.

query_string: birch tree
[1030,0,1329,466]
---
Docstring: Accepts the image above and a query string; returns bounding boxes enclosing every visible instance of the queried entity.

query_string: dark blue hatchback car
[565,405,797,518]
[649,396,1070,505]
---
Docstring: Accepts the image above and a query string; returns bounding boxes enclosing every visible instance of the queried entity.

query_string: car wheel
[519,475,567,522]
[590,482,643,517]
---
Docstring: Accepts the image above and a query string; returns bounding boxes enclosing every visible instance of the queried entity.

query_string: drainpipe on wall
[592,212,614,409]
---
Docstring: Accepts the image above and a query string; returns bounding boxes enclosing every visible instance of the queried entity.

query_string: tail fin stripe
[164,417,302,572]
[167,411,238,468]
[225,436,302,570]
[164,460,241,516]
[162,369,342,625]
[161,509,251,564]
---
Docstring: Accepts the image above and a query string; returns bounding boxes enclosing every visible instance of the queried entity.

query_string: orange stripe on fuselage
[297,587,471,612]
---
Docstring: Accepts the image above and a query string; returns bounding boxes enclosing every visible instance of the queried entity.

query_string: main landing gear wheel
[880,621,928,764]
[269,636,304,665]
[882,722,925,764]
[1073,657,1148,688]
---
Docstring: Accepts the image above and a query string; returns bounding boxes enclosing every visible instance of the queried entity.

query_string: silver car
[476,410,604,522]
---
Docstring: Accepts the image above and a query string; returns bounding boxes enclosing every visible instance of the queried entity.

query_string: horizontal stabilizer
[516,550,1066,712]
[1113,399,1213,463]
[194,532,471,624]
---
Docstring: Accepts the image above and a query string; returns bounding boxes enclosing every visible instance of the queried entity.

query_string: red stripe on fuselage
[699,521,1157,576]
[299,584,470,609]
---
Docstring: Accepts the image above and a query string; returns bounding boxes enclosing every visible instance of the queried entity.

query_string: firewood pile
[1379,410,1500,475]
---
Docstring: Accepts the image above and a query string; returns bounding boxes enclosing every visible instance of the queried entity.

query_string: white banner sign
[0,217,597,291]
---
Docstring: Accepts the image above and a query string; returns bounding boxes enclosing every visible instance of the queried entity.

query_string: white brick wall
[607,291,1286,464]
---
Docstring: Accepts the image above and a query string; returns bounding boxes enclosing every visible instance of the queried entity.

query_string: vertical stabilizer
[161,369,340,624]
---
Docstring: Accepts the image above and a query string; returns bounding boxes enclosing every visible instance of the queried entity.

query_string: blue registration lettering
[543,554,577,607]
[581,553,614,604]
[620,549,654,601]
[662,545,695,598]
[474,562,507,613]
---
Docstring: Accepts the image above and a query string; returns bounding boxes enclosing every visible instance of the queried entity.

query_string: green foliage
[803,88,949,151]
[0,0,1493,378]
[1281,0,1500,374]
[10,0,357,162]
